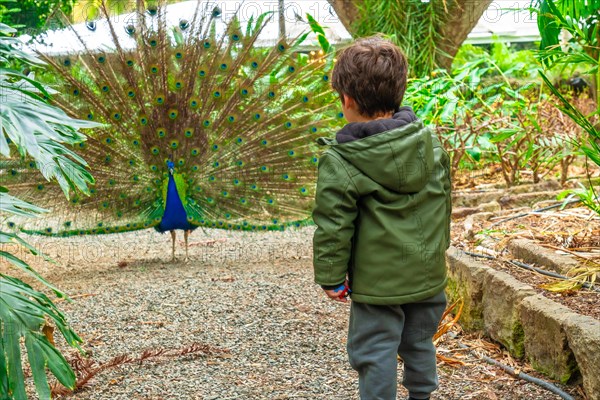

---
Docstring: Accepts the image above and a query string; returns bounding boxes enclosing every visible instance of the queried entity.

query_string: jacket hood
[319,107,434,193]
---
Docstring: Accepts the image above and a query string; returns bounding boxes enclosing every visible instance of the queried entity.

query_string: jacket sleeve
[312,152,359,286]
[442,149,452,249]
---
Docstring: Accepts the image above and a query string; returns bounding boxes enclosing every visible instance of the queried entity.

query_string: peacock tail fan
[3,0,343,236]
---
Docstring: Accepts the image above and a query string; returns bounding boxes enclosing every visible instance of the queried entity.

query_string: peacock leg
[184,230,190,262]
[170,230,176,262]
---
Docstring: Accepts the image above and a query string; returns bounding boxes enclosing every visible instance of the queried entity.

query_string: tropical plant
[0,0,75,34]
[0,22,98,399]
[533,0,600,214]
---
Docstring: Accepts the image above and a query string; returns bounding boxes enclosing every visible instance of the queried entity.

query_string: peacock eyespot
[267,199,274,204]
[10,169,16,176]
[126,60,134,66]
[140,117,148,125]
[151,66,158,74]
[288,150,295,156]
[149,39,158,47]
[127,90,135,97]
[209,176,216,182]
[212,144,219,151]
[312,157,319,164]
[169,110,178,119]
[236,160,244,166]
[261,140,268,146]
[268,91,275,98]
[311,127,318,133]
[250,184,257,190]
[337,112,344,118]
[129,160,135,165]
[72,89,80,96]
[185,130,192,137]
[222,191,228,197]
[147,7,158,16]
[102,86,109,92]
[285,122,292,128]
[90,188,96,194]
[300,187,307,194]
[133,175,139,181]
[192,165,199,171]
[170,141,178,148]
[278,44,286,52]
[178,159,184,166]
[204,41,211,48]
[232,34,240,41]
[253,113,261,120]
[98,56,105,63]
[132,140,139,146]
[241,89,248,96]
[63,58,71,67]
[213,91,221,98]
[191,148,199,156]
[37,184,44,190]
[113,113,121,120]
[190,99,199,108]
[87,113,94,120]
[105,137,113,144]
[251,61,258,69]
[175,52,183,59]
[220,63,227,70]
[203,120,210,127]
[236,137,243,144]
[224,213,231,219]
[303,96,309,103]
[72,198,78,204]
[46,228,52,233]
[150,165,157,171]
[283,174,289,180]
[198,70,206,77]
[151,147,159,155]
[175,81,182,89]
[240,198,246,204]
[233,179,240,185]
[28,162,35,168]
[156,96,164,104]
[108,179,115,186]
[105,155,112,163]
[213,161,220,168]
[179,19,189,30]
[323,75,329,82]
[260,166,268,172]
[288,66,295,73]
[228,116,235,122]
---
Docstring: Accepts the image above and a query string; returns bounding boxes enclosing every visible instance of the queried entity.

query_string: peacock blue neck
[157,173,194,232]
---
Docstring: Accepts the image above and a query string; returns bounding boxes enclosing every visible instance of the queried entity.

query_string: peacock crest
[3,0,342,242]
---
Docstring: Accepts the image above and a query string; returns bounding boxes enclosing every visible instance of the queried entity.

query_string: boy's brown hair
[332,37,408,118]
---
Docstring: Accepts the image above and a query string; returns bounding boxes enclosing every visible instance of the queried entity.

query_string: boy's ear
[343,94,356,109]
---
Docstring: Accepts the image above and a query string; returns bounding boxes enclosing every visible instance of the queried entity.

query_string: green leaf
[0,276,80,399]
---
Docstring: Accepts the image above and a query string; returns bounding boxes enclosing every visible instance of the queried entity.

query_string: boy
[312,37,451,400]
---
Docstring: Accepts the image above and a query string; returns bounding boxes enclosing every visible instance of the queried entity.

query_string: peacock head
[166,160,175,175]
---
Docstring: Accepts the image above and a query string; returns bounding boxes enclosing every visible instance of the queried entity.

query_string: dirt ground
[2,228,586,399]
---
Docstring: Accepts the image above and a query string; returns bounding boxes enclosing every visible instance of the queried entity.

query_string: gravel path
[9,228,583,399]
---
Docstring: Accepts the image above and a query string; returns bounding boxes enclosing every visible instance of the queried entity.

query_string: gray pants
[347,291,447,400]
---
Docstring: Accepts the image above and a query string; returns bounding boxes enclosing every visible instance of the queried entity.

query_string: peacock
[2,0,342,261]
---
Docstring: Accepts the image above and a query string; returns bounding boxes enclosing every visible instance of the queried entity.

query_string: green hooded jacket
[312,110,451,305]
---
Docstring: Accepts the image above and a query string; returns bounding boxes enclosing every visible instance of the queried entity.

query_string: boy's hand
[323,281,351,303]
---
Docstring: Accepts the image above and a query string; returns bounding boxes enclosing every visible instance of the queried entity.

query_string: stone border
[508,238,581,275]
[446,247,600,400]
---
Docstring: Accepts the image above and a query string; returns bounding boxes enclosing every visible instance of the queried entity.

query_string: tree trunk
[326,0,359,33]
[436,0,494,70]
[327,0,493,71]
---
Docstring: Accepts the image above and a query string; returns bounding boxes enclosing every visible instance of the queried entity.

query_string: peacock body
[3,0,342,258]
